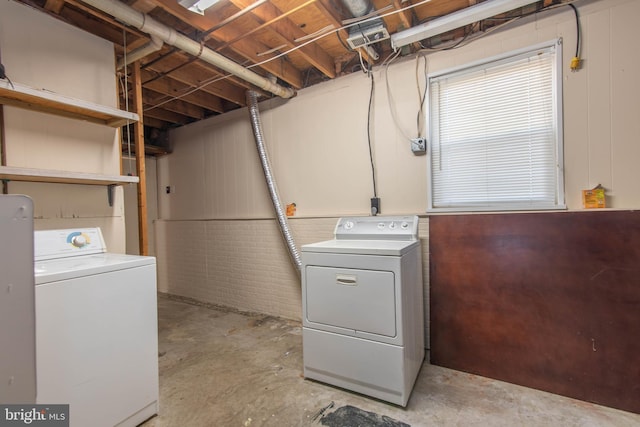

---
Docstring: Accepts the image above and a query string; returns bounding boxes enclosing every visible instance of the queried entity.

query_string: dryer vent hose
[246,90,302,272]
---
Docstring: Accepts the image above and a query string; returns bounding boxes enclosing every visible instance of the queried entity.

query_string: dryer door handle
[336,274,357,286]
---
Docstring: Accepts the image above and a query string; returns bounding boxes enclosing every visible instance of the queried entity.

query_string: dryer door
[305,266,396,337]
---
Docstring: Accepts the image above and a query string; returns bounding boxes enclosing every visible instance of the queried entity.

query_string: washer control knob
[71,235,87,248]
[377,222,385,229]
[389,222,397,229]
[401,222,409,229]
[344,221,355,230]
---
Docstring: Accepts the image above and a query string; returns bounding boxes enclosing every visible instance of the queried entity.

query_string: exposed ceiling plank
[143,52,247,106]
[139,69,225,113]
[141,48,269,99]
[143,107,192,125]
[130,0,158,14]
[147,0,303,89]
[44,0,66,14]
[392,0,412,30]
[143,89,207,120]
[200,0,269,40]
[136,116,170,129]
[144,59,245,107]
[227,0,336,79]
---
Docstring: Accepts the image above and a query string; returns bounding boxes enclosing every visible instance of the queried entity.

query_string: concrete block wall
[155,216,430,345]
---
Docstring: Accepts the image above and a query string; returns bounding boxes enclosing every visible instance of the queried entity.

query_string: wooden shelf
[0,166,139,186]
[0,80,138,127]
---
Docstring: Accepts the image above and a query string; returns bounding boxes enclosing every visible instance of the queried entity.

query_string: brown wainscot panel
[430,211,640,414]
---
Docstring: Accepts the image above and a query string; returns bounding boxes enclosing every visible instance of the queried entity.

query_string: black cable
[417,54,428,138]
[0,63,14,90]
[336,31,352,52]
[568,3,581,58]
[366,67,377,198]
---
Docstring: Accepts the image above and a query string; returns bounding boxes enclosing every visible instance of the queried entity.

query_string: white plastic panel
[303,328,407,406]
[34,228,106,260]
[35,264,158,427]
[305,266,396,337]
[334,216,419,241]
[0,195,36,404]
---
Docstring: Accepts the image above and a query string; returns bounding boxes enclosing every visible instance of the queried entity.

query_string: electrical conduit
[82,0,296,99]
[246,90,301,272]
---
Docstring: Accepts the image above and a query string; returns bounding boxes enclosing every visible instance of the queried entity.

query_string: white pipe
[246,90,302,272]
[82,0,296,99]
[117,35,163,70]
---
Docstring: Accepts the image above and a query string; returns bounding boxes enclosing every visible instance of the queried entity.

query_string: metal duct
[82,0,295,99]
[341,0,374,18]
[246,90,302,272]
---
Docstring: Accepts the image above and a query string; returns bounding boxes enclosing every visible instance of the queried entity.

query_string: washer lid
[35,253,156,285]
[301,239,419,256]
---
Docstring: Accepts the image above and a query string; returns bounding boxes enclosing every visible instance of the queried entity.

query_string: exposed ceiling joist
[11,0,557,136]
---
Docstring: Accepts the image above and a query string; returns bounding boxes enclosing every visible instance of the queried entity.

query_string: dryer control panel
[334,215,419,241]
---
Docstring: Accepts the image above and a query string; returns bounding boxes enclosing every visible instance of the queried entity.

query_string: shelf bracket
[107,184,116,207]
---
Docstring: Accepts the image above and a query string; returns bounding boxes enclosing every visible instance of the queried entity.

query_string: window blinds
[428,42,563,211]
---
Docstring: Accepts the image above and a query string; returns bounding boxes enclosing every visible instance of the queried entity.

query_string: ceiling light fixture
[390,0,539,49]
[178,0,219,15]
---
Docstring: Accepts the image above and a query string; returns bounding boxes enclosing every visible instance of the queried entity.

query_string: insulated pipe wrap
[117,36,163,69]
[246,91,302,272]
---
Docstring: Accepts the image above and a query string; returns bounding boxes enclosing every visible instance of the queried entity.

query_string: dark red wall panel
[429,211,640,414]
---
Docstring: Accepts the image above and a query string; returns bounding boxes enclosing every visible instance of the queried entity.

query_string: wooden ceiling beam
[137,116,171,130]
[200,0,269,40]
[392,0,413,30]
[44,0,66,14]
[144,62,243,107]
[227,0,336,79]
[143,107,192,125]
[143,89,207,120]
[139,69,225,113]
[148,0,303,89]
[130,0,158,14]
[143,52,247,106]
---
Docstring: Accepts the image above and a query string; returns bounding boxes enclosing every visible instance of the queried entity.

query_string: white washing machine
[34,228,159,427]
[302,216,424,406]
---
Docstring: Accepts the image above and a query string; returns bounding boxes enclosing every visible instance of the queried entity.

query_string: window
[428,40,564,211]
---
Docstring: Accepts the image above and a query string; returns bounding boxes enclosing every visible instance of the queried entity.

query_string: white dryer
[302,216,424,406]
[34,228,158,427]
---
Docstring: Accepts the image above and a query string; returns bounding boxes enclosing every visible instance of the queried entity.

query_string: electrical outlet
[370,197,380,216]
[411,137,426,155]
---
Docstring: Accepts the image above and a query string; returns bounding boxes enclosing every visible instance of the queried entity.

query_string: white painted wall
[0,0,126,252]
[158,0,640,219]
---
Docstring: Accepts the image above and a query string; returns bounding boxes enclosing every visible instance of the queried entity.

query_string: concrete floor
[141,295,640,427]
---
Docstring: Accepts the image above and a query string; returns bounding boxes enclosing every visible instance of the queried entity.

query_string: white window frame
[427,39,565,212]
